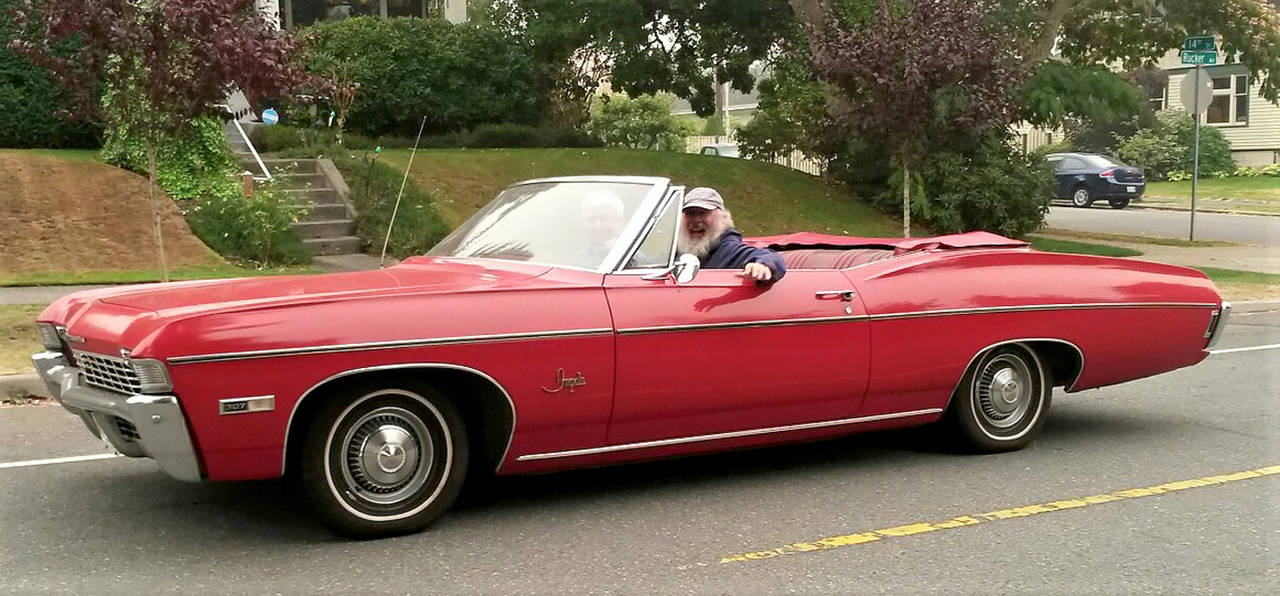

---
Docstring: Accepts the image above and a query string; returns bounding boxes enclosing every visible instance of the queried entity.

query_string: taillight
[1099,168,1116,181]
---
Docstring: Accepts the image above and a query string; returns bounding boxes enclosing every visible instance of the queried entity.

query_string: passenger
[581,190,627,264]
[678,187,786,283]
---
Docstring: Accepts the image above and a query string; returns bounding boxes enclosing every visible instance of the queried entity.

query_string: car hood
[40,258,554,355]
[95,258,550,316]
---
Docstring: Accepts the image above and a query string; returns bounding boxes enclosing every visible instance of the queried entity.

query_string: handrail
[231,117,272,181]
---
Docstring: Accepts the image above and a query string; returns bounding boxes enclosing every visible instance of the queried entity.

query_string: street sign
[1180,66,1213,115]
[262,108,279,125]
[1181,50,1217,65]
[1183,36,1216,51]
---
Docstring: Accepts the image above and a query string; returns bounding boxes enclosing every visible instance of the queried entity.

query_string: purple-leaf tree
[790,0,1023,237]
[9,0,311,280]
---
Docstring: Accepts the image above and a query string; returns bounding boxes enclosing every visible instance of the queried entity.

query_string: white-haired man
[678,187,786,283]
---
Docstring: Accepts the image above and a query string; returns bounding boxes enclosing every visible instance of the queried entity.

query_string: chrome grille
[73,350,141,394]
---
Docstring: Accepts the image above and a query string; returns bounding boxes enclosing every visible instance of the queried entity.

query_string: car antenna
[380,115,428,268]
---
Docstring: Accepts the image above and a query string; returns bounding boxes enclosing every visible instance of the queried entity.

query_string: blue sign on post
[262,108,279,125]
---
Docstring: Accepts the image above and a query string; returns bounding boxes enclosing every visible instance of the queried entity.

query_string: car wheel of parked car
[1108,198,1130,209]
[1071,187,1092,208]
[299,382,469,538]
[948,344,1051,453]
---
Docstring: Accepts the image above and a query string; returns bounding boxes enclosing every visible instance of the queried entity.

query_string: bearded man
[677,187,786,283]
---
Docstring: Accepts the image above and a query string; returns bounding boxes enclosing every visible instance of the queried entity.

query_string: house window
[288,1,440,28]
[1205,74,1249,125]
[1147,85,1166,111]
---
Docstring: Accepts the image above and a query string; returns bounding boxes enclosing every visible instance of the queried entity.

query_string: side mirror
[673,253,700,284]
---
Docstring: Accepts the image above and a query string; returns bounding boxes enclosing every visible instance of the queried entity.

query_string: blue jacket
[702,230,787,282]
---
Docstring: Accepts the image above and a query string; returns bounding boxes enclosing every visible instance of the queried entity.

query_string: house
[259,0,468,30]
[1150,48,1279,166]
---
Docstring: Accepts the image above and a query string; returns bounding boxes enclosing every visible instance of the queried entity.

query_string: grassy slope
[382,148,910,237]
[0,149,312,286]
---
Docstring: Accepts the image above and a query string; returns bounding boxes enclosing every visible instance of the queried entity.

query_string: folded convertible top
[744,231,1028,253]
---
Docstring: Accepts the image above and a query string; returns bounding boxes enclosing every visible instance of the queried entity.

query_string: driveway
[1047,206,1280,246]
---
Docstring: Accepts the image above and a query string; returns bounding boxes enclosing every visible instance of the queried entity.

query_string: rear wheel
[298,382,468,538]
[1071,186,1092,208]
[1108,197,1130,209]
[948,344,1051,453]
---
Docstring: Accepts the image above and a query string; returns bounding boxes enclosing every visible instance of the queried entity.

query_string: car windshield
[1082,155,1126,168]
[428,181,657,270]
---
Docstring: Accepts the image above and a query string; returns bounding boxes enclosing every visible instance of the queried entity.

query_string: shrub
[100,114,239,201]
[1114,110,1235,180]
[588,93,693,151]
[0,0,101,148]
[881,134,1050,238]
[249,124,375,154]
[332,152,450,259]
[299,17,538,138]
[184,179,311,266]
[465,123,602,148]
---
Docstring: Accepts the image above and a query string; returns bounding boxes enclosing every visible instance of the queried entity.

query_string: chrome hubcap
[340,407,433,504]
[976,355,1033,429]
[1073,189,1088,204]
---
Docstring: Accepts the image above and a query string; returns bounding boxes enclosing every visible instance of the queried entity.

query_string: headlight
[37,323,62,351]
[131,358,173,394]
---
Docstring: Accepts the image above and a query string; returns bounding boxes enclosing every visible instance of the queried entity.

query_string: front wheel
[299,382,468,538]
[947,344,1051,453]
[1108,197,1130,209]
[1071,187,1092,208]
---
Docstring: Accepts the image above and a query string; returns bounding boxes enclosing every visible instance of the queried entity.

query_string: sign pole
[1190,67,1201,241]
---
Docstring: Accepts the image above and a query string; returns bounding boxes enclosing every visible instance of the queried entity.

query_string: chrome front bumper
[33,351,202,482]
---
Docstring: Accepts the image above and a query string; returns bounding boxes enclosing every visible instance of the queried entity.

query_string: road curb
[1130,203,1278,217]
[0,373,48,398]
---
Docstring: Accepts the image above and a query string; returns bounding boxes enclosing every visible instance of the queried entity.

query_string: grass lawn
[381,148,913,237]
[0,148,101,162]
[0,263,318,287]
[1144,177,1280,213]
[1039,228,1237,248]
[1029,236,1144,257]
[1,305,41,375]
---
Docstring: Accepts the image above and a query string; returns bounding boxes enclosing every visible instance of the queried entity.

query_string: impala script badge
[541,368,587,393]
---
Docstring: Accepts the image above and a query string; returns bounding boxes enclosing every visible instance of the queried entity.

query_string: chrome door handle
[815,290,855,301]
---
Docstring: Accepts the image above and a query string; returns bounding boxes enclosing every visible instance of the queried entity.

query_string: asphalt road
[2,314,1277,594]
[1047,205,1280,246]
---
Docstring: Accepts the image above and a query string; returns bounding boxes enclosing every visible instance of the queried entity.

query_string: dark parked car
[1046,152,1145,209]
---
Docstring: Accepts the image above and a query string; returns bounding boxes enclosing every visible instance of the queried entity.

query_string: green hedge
[0,0,101,148]
[252,123,601,156]
[300,17,538,138]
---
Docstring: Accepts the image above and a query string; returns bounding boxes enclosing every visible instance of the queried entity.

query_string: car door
[601,191,871,448]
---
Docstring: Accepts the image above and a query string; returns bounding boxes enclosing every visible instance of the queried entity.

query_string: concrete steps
[224,122,361,256]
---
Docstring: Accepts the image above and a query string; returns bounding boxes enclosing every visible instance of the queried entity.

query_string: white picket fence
[685,135,825,177]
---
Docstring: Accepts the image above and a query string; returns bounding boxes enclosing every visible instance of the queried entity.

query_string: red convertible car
[33,176,1230,537]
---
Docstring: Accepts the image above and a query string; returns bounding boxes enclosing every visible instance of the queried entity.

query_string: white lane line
[1209,343,1280,355]
[0,453,123,470]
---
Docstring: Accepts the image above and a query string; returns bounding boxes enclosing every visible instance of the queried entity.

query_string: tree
[795,0,1023,237]
[9,0,309,281]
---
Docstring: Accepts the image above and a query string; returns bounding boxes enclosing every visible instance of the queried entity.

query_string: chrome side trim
[167,327,613,365]
[282,363,518,476]
[515,408,943,462]
[617,315,864,335]
[867,302,1218,321]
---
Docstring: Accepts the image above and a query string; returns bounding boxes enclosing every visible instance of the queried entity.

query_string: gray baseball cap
[683,187,725,211]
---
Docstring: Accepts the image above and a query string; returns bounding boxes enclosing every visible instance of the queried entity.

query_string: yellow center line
[706,464,1280,566]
